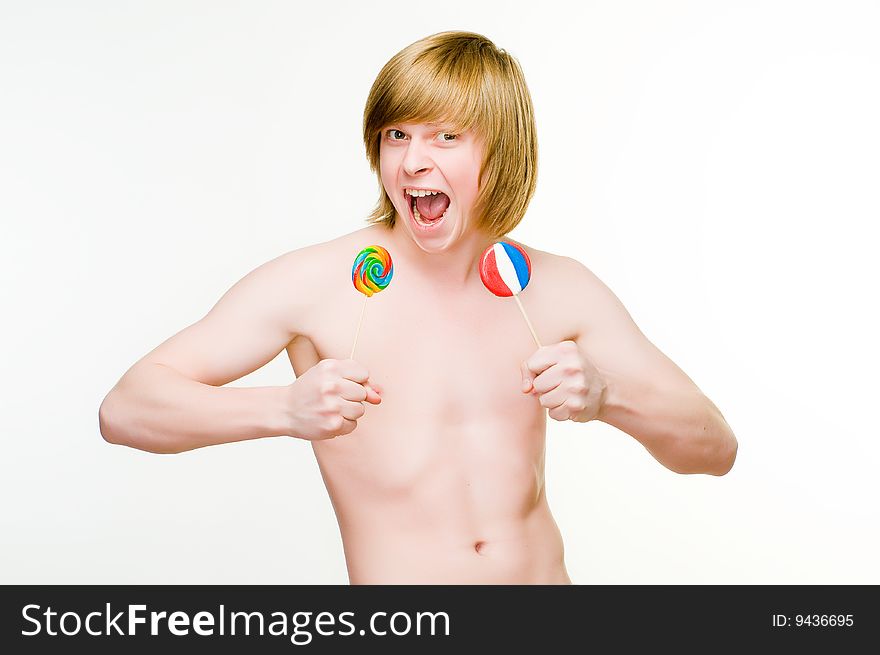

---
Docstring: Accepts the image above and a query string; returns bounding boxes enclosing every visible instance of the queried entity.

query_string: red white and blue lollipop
[479,241,541,347]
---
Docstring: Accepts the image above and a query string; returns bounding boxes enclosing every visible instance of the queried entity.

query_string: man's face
[379,121,484,252]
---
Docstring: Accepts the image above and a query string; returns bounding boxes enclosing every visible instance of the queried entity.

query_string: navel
[474,540,486,554]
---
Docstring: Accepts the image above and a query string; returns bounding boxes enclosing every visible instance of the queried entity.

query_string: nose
[402,138,433,177]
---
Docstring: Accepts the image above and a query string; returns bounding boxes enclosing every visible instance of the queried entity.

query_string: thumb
[363,381,382,405]
[520,361,534,393]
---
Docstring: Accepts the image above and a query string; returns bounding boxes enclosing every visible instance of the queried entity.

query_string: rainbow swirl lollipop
[352,245,394,297]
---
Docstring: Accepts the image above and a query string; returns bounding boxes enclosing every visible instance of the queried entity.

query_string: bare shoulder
[213,226,381,340]
[506,240,589,281]
[504,239,628,341]
[272,226,382,294]
[281,226,386,260]
[509,239,701,396]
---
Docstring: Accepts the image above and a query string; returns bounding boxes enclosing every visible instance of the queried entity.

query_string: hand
[281,359,382,440]
[521,340,606,423]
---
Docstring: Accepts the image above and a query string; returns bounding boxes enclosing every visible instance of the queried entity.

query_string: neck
[379,218,496,290]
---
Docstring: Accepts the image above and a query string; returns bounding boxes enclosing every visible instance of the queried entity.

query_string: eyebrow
[391,122,458,129]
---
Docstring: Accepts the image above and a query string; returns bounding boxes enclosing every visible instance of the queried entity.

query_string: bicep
[570,261,700,395]
[135,253,302,386]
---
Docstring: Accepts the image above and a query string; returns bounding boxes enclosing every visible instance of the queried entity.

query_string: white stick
[513,294,541,348]
[349,295,368,360]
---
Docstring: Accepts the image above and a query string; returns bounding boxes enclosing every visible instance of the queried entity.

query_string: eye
[384,128,459,142]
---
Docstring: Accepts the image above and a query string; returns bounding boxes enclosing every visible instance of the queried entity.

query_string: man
[99,31,737,584]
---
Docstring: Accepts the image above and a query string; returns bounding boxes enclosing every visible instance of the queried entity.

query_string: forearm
[597,368,738,476]
[99,363,286,454]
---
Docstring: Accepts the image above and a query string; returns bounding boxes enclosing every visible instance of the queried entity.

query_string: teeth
[406,189,441,197]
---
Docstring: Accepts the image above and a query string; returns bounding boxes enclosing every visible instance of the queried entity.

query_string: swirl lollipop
[352,245,393,297]
[350,245,394,358]
[479,241,541,347]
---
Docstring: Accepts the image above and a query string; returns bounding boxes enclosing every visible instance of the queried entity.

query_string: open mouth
[406,189,449,230]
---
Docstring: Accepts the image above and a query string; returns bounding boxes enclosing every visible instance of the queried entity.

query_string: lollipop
[350,245,394,358]
[479,241,532,297]
[352,245,393,297]
[479,241,541,347]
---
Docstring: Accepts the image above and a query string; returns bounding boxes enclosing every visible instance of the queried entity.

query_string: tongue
[415,193,450,221]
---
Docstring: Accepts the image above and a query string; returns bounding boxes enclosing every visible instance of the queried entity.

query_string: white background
[1,0,877,584]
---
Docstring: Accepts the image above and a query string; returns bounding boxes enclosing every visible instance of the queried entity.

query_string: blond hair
[362,31,538,238]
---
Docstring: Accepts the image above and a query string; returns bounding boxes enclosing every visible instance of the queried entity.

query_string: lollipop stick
[513,294,542,348]
[350,295,368,360]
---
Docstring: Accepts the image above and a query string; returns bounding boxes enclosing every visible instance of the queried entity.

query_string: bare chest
[298,281,545,416]
[286,279,557,489]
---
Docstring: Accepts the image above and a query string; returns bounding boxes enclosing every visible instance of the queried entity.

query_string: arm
[99,364,286,454]
[523,257,737,476]
[98,250,303,454]
[571,260,737,476]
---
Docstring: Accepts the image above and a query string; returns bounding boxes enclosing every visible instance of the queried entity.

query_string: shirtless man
[98,32,737,584]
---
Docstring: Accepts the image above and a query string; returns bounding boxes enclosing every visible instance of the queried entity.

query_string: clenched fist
[521,340,607,423]
[281,359,382,440]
